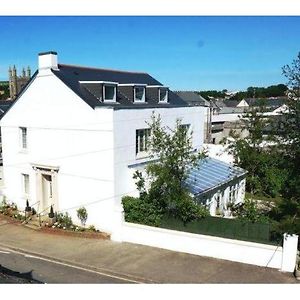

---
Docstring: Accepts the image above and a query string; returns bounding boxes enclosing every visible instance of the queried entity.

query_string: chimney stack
[38,51,58,74]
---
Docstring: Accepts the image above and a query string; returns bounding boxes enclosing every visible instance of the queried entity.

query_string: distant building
[174,91,212,143]
[8,66,31,100]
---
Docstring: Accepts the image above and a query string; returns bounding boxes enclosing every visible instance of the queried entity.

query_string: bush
[230,199,269,223]
[56,212,73,228]
[88,225,96,232]
[122,196,163,227]
[76,207,88,226]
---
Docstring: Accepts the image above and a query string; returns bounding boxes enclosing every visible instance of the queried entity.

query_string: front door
[42,174,53,211]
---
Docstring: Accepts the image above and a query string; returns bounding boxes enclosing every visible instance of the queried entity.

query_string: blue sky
[0,16,299,91]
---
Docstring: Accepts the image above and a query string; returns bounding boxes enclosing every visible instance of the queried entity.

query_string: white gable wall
[1,72,116,232]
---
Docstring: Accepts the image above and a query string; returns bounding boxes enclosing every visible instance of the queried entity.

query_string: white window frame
[134,86,146,103]
[19,127,27,150]
[159,88,169,103]
[229,184,238,203]
[21,173,30,197]
[103,84,117,102]
[136,128,151,158]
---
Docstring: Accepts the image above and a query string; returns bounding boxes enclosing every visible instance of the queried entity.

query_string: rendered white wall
[118,221,284,270]
[0,72,116,233]
[281,234,299,272]
[112,106,206,210]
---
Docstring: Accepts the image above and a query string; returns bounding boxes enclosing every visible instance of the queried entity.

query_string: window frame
[103,84,117,102]
[159,88,169,103]
[19,127,27,150]
[136,128,151,158]
[134,86,146,103]
[21,173,30,197]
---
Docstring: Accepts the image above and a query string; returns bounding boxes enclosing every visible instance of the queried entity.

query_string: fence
[159,215,278,245]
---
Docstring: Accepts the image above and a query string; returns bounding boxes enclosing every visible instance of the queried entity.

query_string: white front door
[42,174,53,211]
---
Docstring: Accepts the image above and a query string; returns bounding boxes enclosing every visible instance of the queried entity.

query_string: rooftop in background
[185,157,246,198]
[173,91,209,107]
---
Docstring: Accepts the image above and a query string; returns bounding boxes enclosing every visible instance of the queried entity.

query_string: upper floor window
[19,127,27,150]
[180,124,190,134]
[134,86,145,102]
[136,128,151,157]
[159,88,168,103]
[103,84,116,102]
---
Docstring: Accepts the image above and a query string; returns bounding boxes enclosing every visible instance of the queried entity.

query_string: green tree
[122,114,208,225]
[269,52,300,234]
[226,104,286,197]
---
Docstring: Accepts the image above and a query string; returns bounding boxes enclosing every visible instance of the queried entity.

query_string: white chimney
[38,51,58,74]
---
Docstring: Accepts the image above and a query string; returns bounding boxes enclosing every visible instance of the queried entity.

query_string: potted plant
[48,205,56,226]
[24,200,32,218]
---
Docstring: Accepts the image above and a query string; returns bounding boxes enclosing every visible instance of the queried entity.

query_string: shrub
[230,198,269,223]
[122,196,163,227]
[77,207,88,226]
[88,225,96,232]
[56,212,73,228]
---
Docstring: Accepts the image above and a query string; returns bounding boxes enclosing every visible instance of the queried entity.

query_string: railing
[37,204,54,226]
[24,200,40,223]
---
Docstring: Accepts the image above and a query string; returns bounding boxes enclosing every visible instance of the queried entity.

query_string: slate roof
[0,101,14,118]
[246,98,285,108]
[173,91,209,106]
[52,64,188,109]
[223,100,240,107]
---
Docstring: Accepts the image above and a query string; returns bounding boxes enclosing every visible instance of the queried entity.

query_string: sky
[0,16,300,91]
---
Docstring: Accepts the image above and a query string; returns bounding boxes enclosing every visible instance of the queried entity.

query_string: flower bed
[40,226,110,240]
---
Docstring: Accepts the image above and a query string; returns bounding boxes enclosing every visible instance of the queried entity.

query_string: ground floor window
[229,184,238,202]
[21,173,30,196]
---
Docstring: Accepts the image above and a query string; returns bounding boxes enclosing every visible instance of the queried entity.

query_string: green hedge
[159,215,279,245]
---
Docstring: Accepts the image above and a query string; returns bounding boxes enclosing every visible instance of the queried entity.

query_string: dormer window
[103,84,116,102]
[134,86,145,102]
[159,88,168,103]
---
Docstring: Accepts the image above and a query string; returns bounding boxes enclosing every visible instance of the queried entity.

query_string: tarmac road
[0,247,134,284]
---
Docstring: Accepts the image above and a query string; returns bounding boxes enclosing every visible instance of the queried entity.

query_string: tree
[122,114,208,225]
[269,52,300,234]
[76,207,88,227]
[226,104,285,197]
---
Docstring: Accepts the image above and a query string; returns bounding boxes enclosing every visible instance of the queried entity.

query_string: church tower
[8,65,31,100]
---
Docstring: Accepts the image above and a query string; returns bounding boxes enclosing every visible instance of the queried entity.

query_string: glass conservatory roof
[184,157,247,196]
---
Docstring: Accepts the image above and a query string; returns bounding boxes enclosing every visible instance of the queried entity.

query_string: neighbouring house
[173,91,211,143]
[0,51,246,234]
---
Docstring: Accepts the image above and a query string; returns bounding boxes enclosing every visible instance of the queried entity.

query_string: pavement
[0,214,298,283]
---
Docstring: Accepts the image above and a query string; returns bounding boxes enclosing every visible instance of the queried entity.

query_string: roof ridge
[58,63,148,75]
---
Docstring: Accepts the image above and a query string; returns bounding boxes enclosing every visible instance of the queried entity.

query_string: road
[0,247,134,283]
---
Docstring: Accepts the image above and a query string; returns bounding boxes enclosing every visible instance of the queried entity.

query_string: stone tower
[8,65,31,100]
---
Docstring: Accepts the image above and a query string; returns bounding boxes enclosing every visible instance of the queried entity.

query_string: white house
[0,51,246,235]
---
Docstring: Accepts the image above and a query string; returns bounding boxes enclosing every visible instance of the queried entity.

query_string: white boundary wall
[113,220,298,272]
